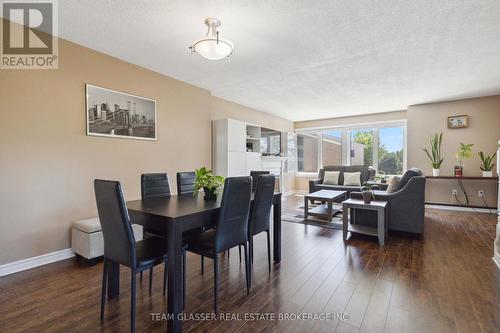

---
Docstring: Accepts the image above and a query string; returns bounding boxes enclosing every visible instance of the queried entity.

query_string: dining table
[105,192,282,333]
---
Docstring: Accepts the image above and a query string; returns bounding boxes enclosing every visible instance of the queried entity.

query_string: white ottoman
[71,217,143,263]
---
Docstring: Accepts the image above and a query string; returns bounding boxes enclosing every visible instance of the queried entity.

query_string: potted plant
[193,167,224,200]
[423,132,443,176]
[455,143,473,176]
[360,183,380,204]
[478,151,496,177]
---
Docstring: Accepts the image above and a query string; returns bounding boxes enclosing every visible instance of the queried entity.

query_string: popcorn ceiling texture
[58,0,500,120]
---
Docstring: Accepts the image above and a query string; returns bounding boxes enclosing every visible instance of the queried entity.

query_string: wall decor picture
[86,84,157,140]
[447,115,468,129]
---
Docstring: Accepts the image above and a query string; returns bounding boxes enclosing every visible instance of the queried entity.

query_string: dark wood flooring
[1,195,499,332]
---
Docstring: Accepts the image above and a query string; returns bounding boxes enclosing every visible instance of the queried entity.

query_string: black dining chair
[94,179,186,333]
[176,171,196,196]
[250,170,270,192]
[140,173,172,286]
[247,174,276,272]
[185,176,252,313]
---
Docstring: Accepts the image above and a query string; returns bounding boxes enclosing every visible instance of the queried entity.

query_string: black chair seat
[185,230,216,256]
[135,236,168,269]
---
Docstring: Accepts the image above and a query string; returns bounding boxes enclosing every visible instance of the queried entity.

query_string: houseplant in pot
[423,132,443,176]
[455,143,473,176]
[360,183,380,204]
[478,151,496,177]
[193,167,224,200]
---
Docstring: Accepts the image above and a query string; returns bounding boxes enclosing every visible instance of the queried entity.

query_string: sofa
[309,165,376,201]
[350,168,426,234]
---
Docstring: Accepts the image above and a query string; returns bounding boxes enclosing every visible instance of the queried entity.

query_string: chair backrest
[94,180,136,267]
[141,173,171,199]
[248,174,276,236]
[176,171,196,196]
[214,176,252,253]
[394,168,422,192]
[250,170,270,192]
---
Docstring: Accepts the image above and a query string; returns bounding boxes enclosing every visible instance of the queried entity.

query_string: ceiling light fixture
[189,18,233,61]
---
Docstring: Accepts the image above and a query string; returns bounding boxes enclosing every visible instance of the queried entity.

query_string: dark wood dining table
[106,192,282,333]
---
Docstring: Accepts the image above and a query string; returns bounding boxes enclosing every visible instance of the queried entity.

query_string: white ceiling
[55,1,500,121]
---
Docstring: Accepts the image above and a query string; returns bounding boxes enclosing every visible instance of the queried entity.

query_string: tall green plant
[478,151,496,171]
[423,132,443,169]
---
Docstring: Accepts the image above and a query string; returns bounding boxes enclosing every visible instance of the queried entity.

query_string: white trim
[425,204,495,214]
[295,119,407,132]
[493,255,500,270]
[0,248,75,277]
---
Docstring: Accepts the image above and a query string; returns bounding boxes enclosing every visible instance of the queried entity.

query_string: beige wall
[294,110,407,130]
[0,36,292,265]
[407,96,500,207]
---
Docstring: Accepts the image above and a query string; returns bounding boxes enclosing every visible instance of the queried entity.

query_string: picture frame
[447,115,468,129]
[86,84,157,140]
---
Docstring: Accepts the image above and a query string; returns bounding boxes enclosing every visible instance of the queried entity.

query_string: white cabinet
[227,119,246,152]
[213,119,270,178]
[246,152,262,174]
[228,152,247,176]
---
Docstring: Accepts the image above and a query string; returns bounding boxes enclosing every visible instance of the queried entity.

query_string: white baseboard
[425,204,496,214]
[0,248,75,277]
[493,255,500,270]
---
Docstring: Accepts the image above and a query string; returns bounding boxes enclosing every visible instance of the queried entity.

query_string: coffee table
[342,198,388,246]
[304,190,347,222]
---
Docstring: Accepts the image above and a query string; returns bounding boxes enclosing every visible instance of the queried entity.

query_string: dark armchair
[350,169,426,234]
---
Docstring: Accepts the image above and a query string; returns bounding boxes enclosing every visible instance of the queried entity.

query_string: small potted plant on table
[455,143,473,176]
[360,183,381,204]
[423,132,443,176]
[478,151,496,177]
[193,167,224,200]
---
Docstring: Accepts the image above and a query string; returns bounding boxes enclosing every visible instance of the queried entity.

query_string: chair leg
[243,243,250,294]
[201,256,204,275]
[227,249,230,261]
[182,251,187,310]
[238,245,242,263]
[100,258,108,321]
[213,254,219,314]
[141,230,147,282]
[149,267,153,294]
[249,236,254,265]
[131,268,137,333]
[266,230,271,273]
[163,262,167,296]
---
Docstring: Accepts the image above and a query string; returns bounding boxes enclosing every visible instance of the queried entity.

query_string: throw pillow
[343,172,361,186]
[323,171,340,185]
[387,176,401,193]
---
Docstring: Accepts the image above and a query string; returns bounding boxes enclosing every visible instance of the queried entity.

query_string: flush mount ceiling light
[189,18,233,61]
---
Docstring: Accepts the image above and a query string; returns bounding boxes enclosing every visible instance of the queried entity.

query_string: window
[378,127,404,175]
[350,129,374,167]
[322,130,342,166]
[297,133,319,172]
[295,122,406,176]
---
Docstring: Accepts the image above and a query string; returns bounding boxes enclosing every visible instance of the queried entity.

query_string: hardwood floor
[1,195,499,332]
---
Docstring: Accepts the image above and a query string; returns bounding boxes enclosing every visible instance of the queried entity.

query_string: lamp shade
[192,38,233,60]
